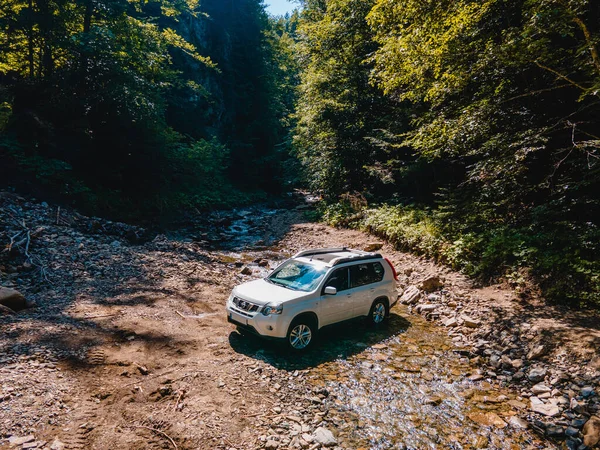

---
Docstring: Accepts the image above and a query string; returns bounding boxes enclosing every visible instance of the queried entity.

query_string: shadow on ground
[228,313,412,370]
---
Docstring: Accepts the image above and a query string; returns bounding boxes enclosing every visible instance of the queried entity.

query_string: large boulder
[0,287,27,312]
[363,243,383,252]
[312,427,337,447]
[583,416,600,448]
[419,276,443,292]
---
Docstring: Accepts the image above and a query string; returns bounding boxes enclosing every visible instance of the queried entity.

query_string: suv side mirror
[324,286,337,295]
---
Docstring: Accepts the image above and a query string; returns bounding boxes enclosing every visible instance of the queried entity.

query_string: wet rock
[0,304,16,315]
[565,426,580,437]
[400,286,420,305]
[508,416,529,429]
[419,276,443,293]
[0,287,27,312]
[530,397,560,417]
[312,427,337,447]
[582,386,596,398]
[467,412,507,428]
[461,315,480,328]
[546,425,565,438]
[363,243,383,252]
[528,367,547,383]
[240,266,253,276]
[583,416,600,448]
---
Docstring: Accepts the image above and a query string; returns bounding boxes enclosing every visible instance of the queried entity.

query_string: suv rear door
[349,261,386,317]
[319,267,353,326]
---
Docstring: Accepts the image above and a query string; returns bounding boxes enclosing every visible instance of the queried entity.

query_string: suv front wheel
[287,317,316,351]
[367,298,389,326]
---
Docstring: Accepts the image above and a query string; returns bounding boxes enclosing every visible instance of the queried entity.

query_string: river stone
[528,367,547,383]
[8,435,35,446]
[467,412,507,428]
[0,287,27,312]
[581,386,596,398]
[461,315,480,328]
[527,344,547,360]
[312,427,337,447]
[508,416,529,429]
[415,303,438,313]
[419,276,443,292]
[0,304,16,315]
[565,426,579,437]
[443,317,458,327]
[571,398,587,414]
[363,243,383,252]
[240,266,252,275]
[508,399,527,410]
[530,397,560,417]
[264,440,279,449]
[50,438,65,450]
[583,416,600,448]
[400,286,420,305]
[531,383,552,394]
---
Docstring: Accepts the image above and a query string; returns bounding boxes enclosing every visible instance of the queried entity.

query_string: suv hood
[233,279,308,306]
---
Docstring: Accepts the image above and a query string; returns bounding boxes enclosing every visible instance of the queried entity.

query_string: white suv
[226,248,398,351]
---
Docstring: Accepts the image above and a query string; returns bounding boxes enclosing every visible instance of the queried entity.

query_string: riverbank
[1,191,598,449]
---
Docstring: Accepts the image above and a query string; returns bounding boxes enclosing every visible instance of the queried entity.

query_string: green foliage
[296,0,600,307]
[0,0,299,218]
[323,202,600,306]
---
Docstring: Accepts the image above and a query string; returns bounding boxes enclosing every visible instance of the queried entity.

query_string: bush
[321,200,600,307]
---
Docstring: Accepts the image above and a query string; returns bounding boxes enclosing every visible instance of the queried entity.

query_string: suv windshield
[267,260,327,292]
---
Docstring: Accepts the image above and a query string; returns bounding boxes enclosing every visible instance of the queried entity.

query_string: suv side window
[350,262,385,288]
[323,267,349,293]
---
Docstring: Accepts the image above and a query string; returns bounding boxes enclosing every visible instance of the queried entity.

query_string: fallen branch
[173,390,184,411]
[131,425,177,450]
[176,311,217,319]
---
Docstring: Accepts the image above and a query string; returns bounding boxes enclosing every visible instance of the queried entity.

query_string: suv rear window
[350,262,385,288]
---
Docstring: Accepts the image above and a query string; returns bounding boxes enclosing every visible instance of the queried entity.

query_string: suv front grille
[233,297,259,313]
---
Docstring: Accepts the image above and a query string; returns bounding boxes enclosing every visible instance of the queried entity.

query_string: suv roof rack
[330,253,381,266]
[293,247,349,258]
[293,247,381,266]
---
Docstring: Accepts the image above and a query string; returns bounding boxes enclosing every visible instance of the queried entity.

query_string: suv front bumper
[226,302,289,339]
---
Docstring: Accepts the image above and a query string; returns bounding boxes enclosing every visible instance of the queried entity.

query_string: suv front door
[319,267,353,326]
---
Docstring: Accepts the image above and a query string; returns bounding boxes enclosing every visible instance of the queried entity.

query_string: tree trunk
[27,0,34,78]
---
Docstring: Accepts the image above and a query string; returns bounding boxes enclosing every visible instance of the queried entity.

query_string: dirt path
[1,194,599,449]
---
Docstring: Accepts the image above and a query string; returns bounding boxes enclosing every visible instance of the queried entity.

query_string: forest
[1,0,599,306]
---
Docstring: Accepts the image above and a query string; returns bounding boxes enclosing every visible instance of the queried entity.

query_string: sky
[264,0,297,16]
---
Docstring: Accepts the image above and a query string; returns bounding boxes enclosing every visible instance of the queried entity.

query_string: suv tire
[286,317,316,351]
[367,298,389,326]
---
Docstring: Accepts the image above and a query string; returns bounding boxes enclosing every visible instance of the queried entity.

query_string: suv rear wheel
[287,317,316,351]
[368,298,389,326]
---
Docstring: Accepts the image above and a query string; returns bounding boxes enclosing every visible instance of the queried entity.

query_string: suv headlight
[261,303,283,316]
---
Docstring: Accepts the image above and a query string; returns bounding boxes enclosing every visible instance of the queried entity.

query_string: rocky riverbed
[1,191,599,449]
